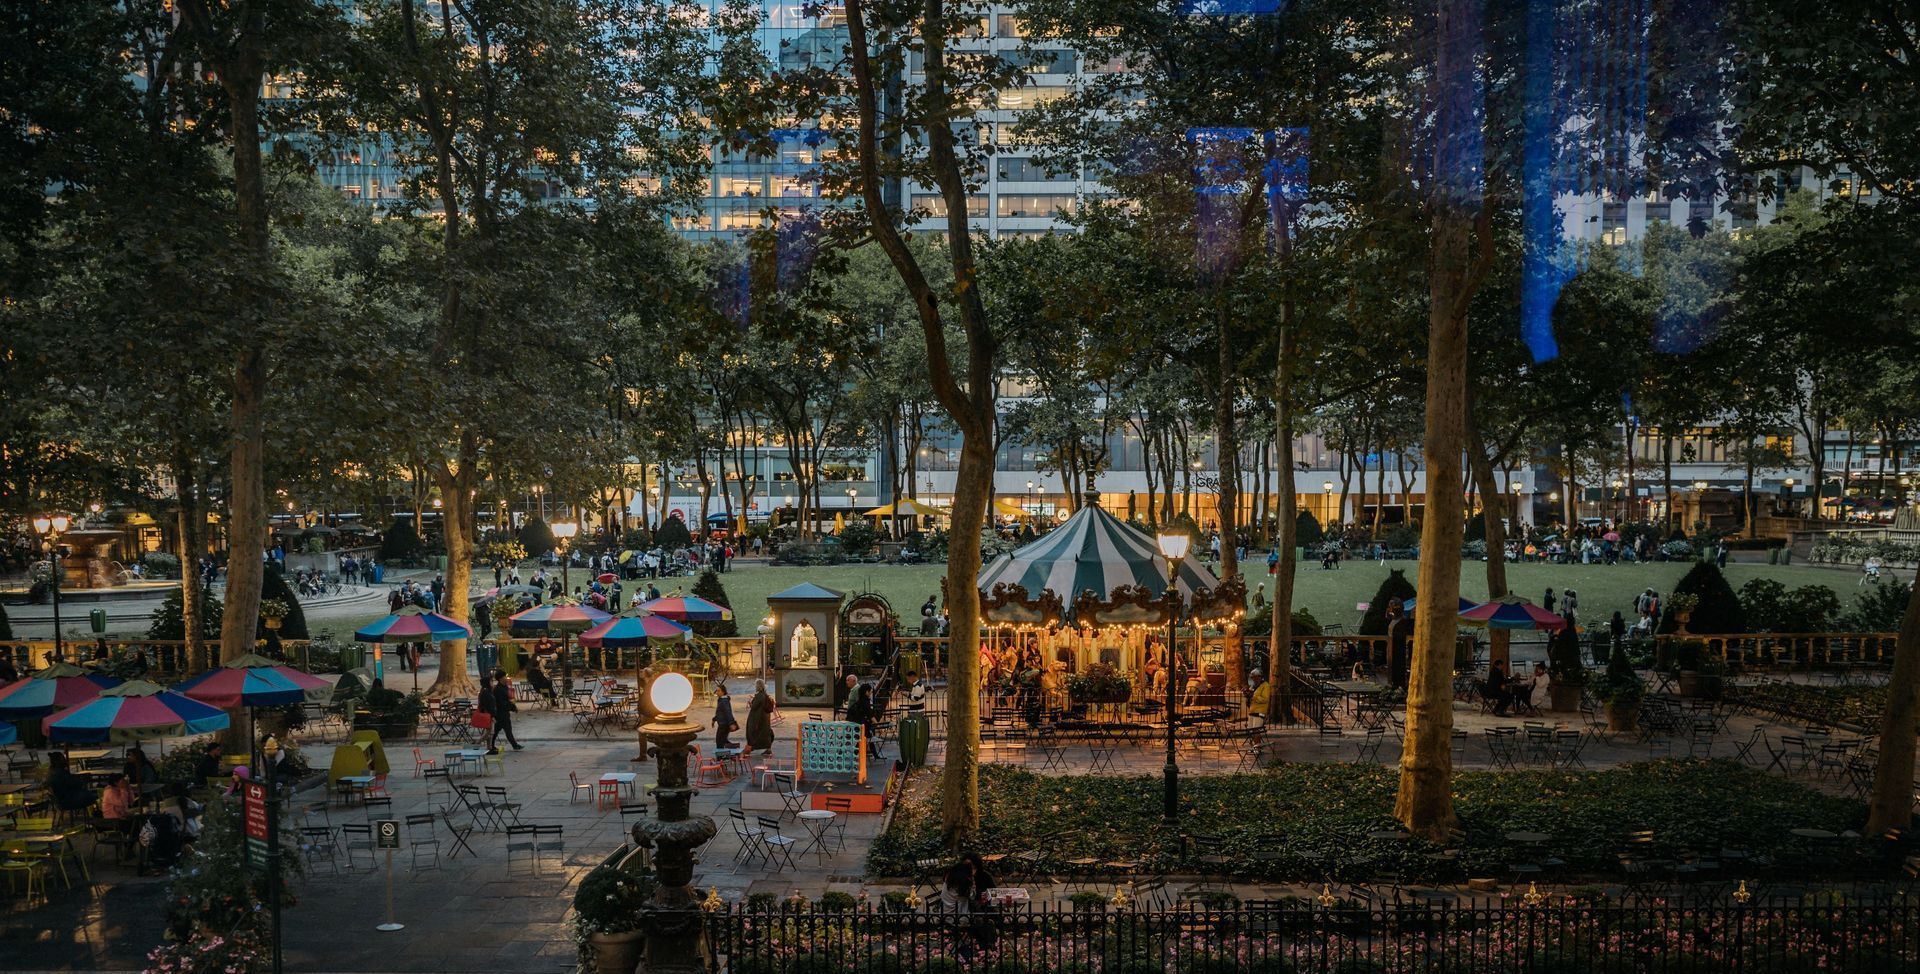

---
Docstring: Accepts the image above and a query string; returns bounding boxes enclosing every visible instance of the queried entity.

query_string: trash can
[89,608,107,633]
[372,563,385,583]
[338,644,364,672]
[433,555,448,572]
[897,651,922,680]
[897,713,930,770]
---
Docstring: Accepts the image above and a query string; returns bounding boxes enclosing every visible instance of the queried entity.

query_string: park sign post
[242,781,270,868]
[376,819,404,932]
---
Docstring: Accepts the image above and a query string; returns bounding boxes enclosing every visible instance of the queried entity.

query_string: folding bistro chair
[405,813,440,871]
[439,810,477,859]
[758,816,798,872]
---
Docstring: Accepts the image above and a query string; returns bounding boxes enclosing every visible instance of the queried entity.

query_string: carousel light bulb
[650,671,694,717]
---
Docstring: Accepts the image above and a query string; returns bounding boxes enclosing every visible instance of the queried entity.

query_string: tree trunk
[426,440,479,699]
[1267,313,1299,725]
[1395,187,1481,840]
[1214,305,1244,689]
[1467,404,1510,672]
[1865,581,1920,836]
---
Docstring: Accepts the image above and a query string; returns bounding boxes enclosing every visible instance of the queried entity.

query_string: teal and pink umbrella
[1460,595,1569,631]
[0,662,123,720]
[42,680,230,744]
[577,611,692,648]
[354,609,473,643]
[173,653,333,709]
[636,595,733,623]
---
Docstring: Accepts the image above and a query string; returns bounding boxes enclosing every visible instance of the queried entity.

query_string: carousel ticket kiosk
[767,582,845,707]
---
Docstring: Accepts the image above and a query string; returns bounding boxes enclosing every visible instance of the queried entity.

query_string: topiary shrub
[688,569,739,636]
[1295,509,1324,546]
[1547,623,1586,686]
[517,516,554,557]
[1658,561,1745,633]
[621,526,652,550]
[1358,569,1417,636]
[256,565,309,640]
[654,515,693,551]
[379,517,423,564]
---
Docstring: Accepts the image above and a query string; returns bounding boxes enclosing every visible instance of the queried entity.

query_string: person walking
[712,683,737,750]
[1542,588,1556,613]
[476,672,497,748]
[846,682,876,744]
[489,669,522,752]
[746,680,775,754]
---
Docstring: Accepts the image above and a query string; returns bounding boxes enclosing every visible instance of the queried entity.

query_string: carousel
[974,496,1246,718]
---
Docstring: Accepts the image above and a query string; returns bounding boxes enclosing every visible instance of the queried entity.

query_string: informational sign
[375,819,401,849]
[844,594,890,626]
[243,781,269,870]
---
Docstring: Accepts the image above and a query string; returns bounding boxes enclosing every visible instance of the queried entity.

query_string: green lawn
[284,557,1869,643]
[869,762,1865,882]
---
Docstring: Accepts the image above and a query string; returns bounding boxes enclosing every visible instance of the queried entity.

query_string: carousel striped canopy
[977,502,1231,625]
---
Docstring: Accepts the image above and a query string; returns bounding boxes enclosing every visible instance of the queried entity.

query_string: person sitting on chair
[1484,661,1513,717]
[524,657,558,705]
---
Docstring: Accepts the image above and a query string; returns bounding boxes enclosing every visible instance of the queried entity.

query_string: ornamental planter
[1605,701,1639,733]
[1678,671,1722,700]
[1548,684,1584,713]
[586,929,644,974]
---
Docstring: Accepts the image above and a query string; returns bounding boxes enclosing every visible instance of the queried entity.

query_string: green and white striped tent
[977,501,1237,627]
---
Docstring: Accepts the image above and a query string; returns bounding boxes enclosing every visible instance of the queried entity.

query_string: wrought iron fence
[706,900,1920,973]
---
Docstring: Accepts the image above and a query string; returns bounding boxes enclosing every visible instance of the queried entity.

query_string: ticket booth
[768,582,844,707]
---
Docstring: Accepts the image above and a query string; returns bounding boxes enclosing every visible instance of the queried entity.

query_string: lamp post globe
[634,671,717,974]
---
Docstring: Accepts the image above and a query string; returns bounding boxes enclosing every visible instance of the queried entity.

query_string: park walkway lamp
[635,671,716,974]
[33,515,72,663]
[1156,530,1190,825]
[552,520,580,689]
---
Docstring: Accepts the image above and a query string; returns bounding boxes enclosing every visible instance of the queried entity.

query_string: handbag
[470,710,494,730]
[729,721,741,733]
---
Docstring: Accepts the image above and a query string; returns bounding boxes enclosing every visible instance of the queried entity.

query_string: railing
[704,902,1920,973]
[1658,632,1900,667]
[0,638,302,678]
[1288,634,1389,665]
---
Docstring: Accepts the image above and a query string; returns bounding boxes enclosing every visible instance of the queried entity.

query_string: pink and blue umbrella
[636,595,733,623]
[1460,595,1569,632]
[42,680,230,744]
[0,722,15,746]
[173,653,333,709]
[355,609,472,643]
[577,611,692,648]
[0,662,123,720]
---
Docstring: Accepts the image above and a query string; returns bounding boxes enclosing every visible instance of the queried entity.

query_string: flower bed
[710,901,1920,974]
[870,762,1863,882]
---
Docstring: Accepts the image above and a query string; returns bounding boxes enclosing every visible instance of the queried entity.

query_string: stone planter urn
[1548,684,1584,713]
[1604,701,1639,733]
[588,929,644,974]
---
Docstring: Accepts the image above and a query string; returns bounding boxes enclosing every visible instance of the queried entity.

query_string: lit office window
[997,194,1076,218]
[913,194,989,218]
[994,14,1027,37]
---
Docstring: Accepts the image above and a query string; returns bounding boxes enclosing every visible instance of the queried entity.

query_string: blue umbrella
[1402,596,1476,614]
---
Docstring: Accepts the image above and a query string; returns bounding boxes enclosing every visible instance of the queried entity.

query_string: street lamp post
[1025,480,1035,518]
[1510,480,1525,527]
[1322,481,1334,526]
[32,514,72,663]
[635,672,717,974]
[552,520,580,694]
[1156,531,1190,825]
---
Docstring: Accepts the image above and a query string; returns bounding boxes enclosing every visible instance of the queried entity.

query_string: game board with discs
[797,719,867,785]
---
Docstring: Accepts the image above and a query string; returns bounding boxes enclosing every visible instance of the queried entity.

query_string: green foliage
[1738,579,1842,633]
[1591,643,1644,708]
[620,527,652,550]
[1295,509,1324,547]
[355,686,426,729]
[817,890,858,912]
[571,861,656,936]
[1546,624,1586,686]
[519,517,555,557]
[837,518,878,556]
[688,569,739,637]
[148,586,223,641]
[654,516,693,551]
[379,518,423,564]
[1841,581,1913,633]
[1357,570,1416,636]
[148,794,300,972]
[870,763,1859,883]
[1658,562,1745,634]
[141,551,182,577]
